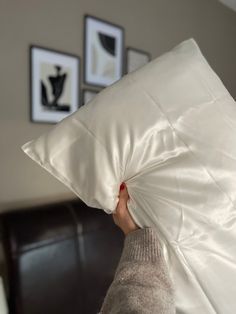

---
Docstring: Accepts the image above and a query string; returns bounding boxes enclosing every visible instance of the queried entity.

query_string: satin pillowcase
[22,38,236,314]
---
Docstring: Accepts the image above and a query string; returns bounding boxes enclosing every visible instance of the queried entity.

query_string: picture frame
[30,45,81,124]
[81,88,99,107]
[126,47,151,74]
[84,14,124,88]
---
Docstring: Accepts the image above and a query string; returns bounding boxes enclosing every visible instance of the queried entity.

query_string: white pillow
[22,38,236,314]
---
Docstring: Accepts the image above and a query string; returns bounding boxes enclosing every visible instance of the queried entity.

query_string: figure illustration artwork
[30,45,80,123]
[41,65,70,112]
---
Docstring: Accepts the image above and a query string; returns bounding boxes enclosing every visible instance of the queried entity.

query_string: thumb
[118,182,129,206]
[119,182,129,201]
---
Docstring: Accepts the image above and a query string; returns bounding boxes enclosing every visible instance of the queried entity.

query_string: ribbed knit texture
[120,227,163,262]
[99,227,176,314]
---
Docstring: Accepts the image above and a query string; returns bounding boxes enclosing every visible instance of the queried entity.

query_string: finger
[116,184,129,216]
[119,183,129,202]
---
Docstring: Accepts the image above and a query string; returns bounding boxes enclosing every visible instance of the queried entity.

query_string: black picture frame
[126,47,151,74]
[83,14,125,88]
[30,45,81,124]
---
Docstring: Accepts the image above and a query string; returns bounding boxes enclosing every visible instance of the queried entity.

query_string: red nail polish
[120,183,125,191]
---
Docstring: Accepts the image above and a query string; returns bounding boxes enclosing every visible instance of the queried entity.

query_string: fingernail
[120,183,125,191]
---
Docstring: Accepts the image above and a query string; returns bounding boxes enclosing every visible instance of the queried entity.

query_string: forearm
[99,227,176,314]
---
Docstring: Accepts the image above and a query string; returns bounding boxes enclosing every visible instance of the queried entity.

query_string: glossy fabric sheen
[22,38,236,313]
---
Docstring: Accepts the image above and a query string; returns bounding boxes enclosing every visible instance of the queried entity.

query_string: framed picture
[30,45,80,123]
[84,15,124,88]
[81,89,99,107]
[126,47,151,74]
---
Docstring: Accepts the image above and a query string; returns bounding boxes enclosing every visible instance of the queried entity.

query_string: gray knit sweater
[99,227,176,313]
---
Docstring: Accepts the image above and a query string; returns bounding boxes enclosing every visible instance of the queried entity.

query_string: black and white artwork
[126,48,151,74]
[30,46,80,123]
[82,89,98,107]
[84,15,124,87]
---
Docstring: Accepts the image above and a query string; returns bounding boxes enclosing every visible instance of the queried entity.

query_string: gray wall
[1,0,236,212]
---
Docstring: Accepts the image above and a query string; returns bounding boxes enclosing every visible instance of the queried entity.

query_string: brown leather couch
[0,199,124,314]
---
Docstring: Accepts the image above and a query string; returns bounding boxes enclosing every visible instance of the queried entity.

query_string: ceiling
[218,0,236,12]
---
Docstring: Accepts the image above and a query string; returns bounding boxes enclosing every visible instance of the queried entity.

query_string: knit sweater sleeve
[99,227,176,314]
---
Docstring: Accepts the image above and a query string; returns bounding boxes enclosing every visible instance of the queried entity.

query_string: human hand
[112,182,140,235]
